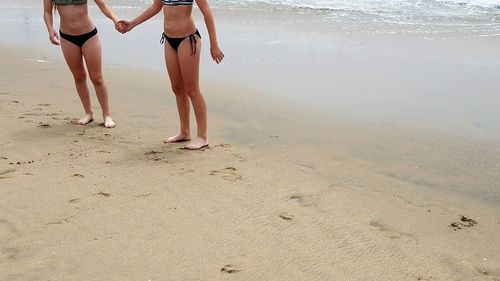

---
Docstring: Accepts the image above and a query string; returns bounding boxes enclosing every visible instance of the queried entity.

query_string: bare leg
[164,41,190,143]
[177,35,208,150]
[60,38,93,125]
[82,35,115,128]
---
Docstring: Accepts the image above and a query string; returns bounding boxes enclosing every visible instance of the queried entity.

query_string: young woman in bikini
[43,0,118,128]
[118,0,224,150]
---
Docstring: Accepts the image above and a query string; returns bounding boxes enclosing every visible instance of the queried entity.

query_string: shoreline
[1,44,500,280]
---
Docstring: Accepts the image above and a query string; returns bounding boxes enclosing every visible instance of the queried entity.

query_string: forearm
[203,12,219,47]
[44,11,54,31]
[97,3,119,23]
[131,5,162,28]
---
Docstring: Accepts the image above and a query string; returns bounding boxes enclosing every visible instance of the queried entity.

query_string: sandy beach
[1,45,500,280]
[2,0,500,280]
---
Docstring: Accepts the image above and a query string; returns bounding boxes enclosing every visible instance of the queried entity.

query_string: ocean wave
[217,0,500,14]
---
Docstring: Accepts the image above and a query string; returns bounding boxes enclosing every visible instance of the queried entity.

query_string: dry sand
[1,46,500,281]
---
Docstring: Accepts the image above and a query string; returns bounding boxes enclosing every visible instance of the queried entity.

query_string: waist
[163,18,196,37]
[59,21,95,35]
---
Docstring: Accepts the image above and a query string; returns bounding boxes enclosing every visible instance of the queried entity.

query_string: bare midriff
[163,5,196,37]
[57,4,94,35]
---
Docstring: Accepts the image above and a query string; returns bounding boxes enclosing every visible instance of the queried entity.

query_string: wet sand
[1,45,500,280]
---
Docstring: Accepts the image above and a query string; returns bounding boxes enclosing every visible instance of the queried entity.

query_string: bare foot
[77,113,93,125]
[104,116,115,128]
[185,137,209,150]
[164,133,191,143]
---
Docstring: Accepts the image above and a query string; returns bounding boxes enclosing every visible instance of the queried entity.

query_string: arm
[120,0,163,32]
[94,0,120,25]
[196,0,224,63]
[43,0,60,45]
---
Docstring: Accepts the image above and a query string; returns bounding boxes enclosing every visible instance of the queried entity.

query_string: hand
[210,45,224,64]
[48,29,60,45]
[113,19,122,33]
[116,20,133,34]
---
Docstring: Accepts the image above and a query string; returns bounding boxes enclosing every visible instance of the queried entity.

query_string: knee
[90,74,104,86]
[73,72,86,84]
[171,84,185,96]
[185,88,201,98]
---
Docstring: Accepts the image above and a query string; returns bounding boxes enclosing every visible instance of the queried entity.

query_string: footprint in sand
[476,267,500,281]
[416,275,435,281]
[209,167,242,182]
[37,122,50,128]
[449,215,477,230]
[135,192,152,198]
[52,116,69,121]
[370,220,414,239]
[24,112,43,116]
[213,143,232,148]
[46,216,73,225]
[144,150,168,162]
[68,198,82,204]
[232,153,247,163]
[0,169,16,179]
[96,191,111,197]
[289,193,318,207]
[221,264,241,274]
[179,168,194,175]
[370,221,392,232]
[71,173,84,178]
[9,160,34,166]
[279,212,295,221]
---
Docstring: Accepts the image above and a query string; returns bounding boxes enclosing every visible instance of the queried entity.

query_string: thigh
[81,35,102,78]
[164,43,184,90]
[177,35,201,92]
[60,39,86,77]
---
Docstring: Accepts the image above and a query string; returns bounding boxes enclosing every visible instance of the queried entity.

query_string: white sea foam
[213,0,500,35]
[24,58,51,63]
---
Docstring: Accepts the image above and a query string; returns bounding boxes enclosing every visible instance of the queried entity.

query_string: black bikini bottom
[59,28,98,47]
[160,29,201,56]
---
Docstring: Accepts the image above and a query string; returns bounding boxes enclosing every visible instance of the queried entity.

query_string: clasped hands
[114,20,132,34]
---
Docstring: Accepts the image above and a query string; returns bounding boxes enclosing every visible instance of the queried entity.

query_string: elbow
[153,2,163,13]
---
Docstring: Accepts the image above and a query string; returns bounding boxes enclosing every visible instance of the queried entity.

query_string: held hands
[210,45,224,64]
[115,20,133,34]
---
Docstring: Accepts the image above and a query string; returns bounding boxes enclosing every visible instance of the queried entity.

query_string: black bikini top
[54,0,87,5]
[161,0,194,6]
